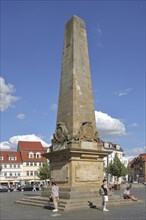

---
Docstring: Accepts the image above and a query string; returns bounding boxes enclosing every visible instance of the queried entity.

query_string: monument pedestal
[43,145,109,210]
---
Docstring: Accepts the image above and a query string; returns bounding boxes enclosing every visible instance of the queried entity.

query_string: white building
[103,142,129,184]
[0,141,49,186]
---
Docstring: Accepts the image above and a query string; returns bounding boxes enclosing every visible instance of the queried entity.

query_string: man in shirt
[101,179,109,211]
[51,182,59,212]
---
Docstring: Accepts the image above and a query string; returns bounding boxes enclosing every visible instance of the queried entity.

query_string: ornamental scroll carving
[73,122,101,143]
[52,121,101,151]
[52,122,70,143]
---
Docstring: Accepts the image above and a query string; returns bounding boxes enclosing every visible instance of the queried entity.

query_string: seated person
[123,186,138,201]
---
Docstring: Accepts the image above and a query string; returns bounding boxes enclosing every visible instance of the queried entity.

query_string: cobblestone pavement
[0,185,145,220]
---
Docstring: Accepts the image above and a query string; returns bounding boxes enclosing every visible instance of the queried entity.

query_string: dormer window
[116,145,120,150]
[0,156,4,160]
[29,152,34,158]
[36,152,41,159]
[8,156,17,160]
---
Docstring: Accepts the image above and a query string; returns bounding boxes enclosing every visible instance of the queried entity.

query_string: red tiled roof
[17,141,48,162]
[0,151,22,163]
[0,142,49,163]
[20,151,47,162]
[18,141,46,152]
[129,153,146,164]
[139,153,146,161]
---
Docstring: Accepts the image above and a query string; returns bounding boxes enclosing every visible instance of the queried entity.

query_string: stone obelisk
[43,15,109,210]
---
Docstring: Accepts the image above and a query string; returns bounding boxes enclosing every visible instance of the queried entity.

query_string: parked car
[17,185,39,191]
[0,186,9,192]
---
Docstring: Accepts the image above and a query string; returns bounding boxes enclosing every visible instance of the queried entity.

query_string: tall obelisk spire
[55,15,98,145]
[43,16,110,211]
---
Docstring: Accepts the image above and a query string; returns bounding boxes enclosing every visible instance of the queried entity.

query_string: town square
[0,1,145,219]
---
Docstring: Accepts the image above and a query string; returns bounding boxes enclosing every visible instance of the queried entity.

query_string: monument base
[43,146,110,211]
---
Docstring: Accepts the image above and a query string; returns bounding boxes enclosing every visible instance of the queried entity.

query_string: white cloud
[95,111,126,137]
[125,146,146,155]
[50,103,57,111]
[96,26,102,47]
[0,134,51,151]
[17,113,25,120]
[0,141,12,150]
[130,122,138,127]
[0,77,20,111]
[115,88,132,97]
[124,146,146,162]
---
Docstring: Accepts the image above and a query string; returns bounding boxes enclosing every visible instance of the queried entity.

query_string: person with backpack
[100,179,109,211]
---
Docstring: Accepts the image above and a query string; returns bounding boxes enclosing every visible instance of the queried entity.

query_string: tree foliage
[0,164,2,172]
[37,161,50,181]
[106,153,128,178]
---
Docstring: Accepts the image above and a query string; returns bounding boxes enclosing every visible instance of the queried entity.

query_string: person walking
[32,183,36,192]
[51,182,59,212]
[101,179,109,211]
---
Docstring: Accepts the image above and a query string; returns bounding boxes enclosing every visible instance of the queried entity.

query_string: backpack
[99,187,104,196]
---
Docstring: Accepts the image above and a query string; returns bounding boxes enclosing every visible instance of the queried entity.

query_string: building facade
[129,153,146,183]
[0,141,49,186]
[103,142,129,184]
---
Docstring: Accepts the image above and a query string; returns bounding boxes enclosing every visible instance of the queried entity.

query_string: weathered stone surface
[43,15,110,210]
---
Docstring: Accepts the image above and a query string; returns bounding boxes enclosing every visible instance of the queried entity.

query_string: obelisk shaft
[57,16,96,137]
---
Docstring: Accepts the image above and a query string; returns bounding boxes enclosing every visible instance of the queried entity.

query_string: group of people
[100,179,138,212]
[50,179,138,212]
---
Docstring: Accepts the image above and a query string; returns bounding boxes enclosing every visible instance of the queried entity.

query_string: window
[26,162,29,166]
[29,152,34,158]
[36,152,41,158]
[30,162,33,166]
[30,171,33,176]
[26,171,29,176]
[8,156,17,160]
[0,156,4,160]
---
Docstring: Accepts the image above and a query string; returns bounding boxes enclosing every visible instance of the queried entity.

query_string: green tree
[37,161,50,181]
[0,164,2,172]
[106,153,128,181]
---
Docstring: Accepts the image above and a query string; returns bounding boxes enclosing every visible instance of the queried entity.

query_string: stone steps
[15,195,144,211]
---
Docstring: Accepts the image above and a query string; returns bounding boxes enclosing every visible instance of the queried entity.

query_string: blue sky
[1,0,145,160]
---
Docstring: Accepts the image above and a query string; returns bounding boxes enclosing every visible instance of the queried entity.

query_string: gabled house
[0,151,23,185]
[102,141,128,184]
[129,153,146,183]
[17,141,48,185]
[0,141,49,186]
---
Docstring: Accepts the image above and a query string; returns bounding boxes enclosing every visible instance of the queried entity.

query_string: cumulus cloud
[115,88,132,97]
[0,134,51,151]
[125,146,146,155]
[0,141,12,150]
[17,113,25,120]
[124,146,146,162]
[0,77,20,111]
[95,111,126,137]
